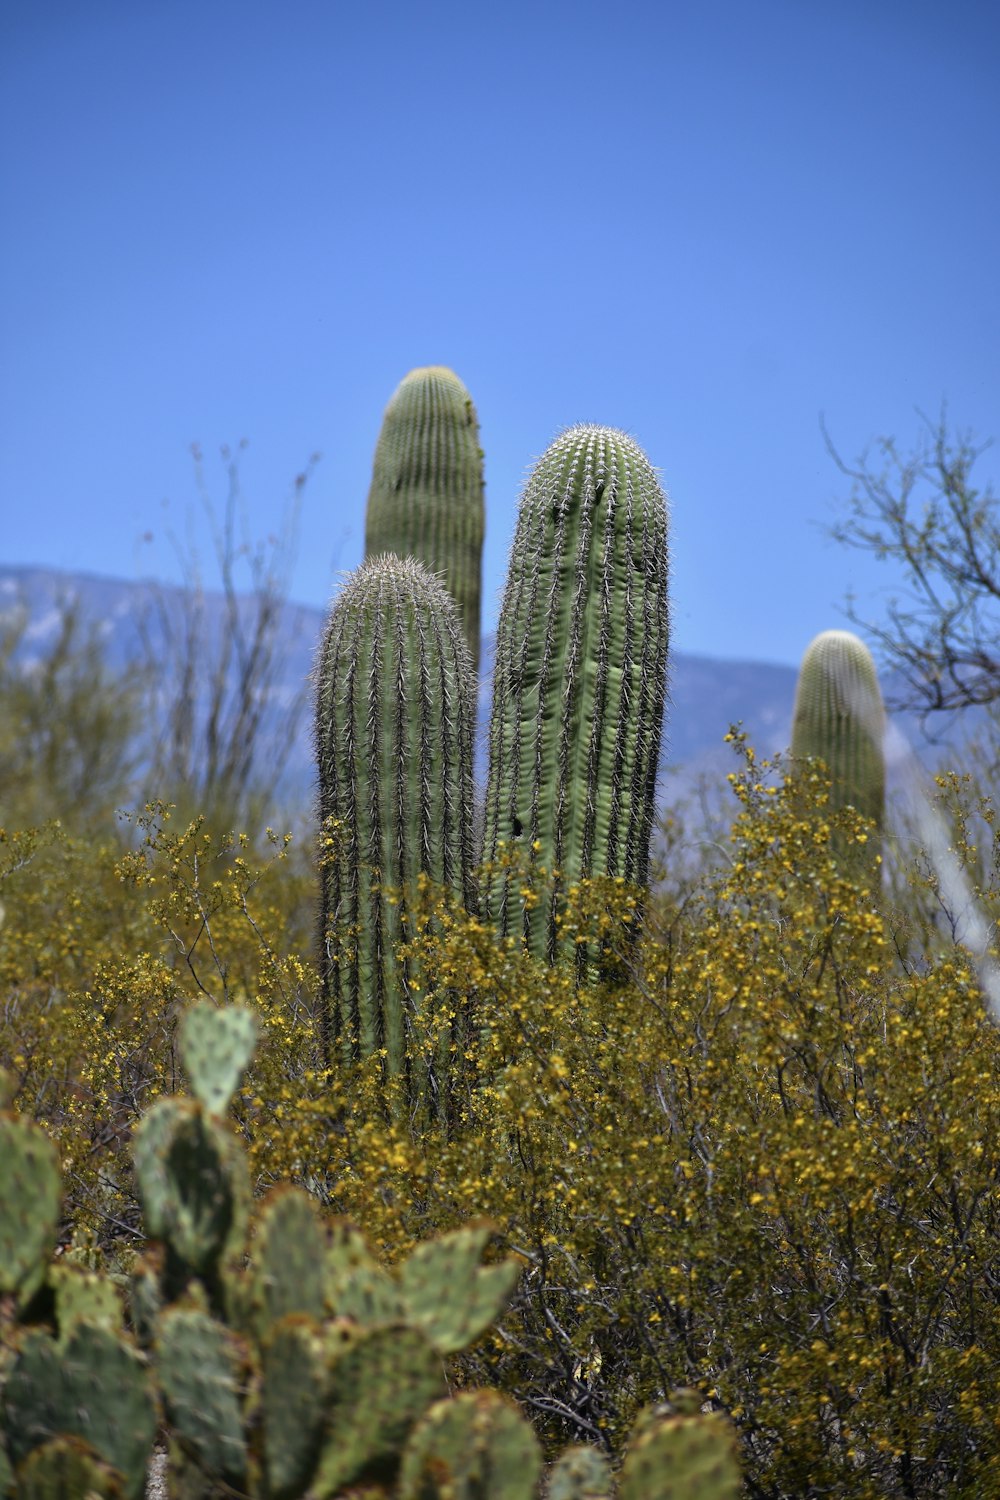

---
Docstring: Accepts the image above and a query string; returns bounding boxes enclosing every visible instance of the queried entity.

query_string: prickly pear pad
[250,1185,328,1334]
[2,1324,157,1500]
[325,1218,403,1326]
[179,1001,257,1118]
[310,1324,446,1497]
[546,1443,613,1500]
[0,1113,61,1301]
[156,1307,247,1483]
[49,1263,124,1343]
[132,1097,250,1274]
[14,1436,124,1499]
[399,1222,520,1354]
[261,1316,330,1499]
[619,1409,741,1500]
[398,1389,543,1500]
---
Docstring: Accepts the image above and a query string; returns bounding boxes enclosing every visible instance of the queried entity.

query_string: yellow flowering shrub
[1,747,998,1496]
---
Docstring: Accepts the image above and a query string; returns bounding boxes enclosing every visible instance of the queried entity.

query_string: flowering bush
[1,747,997,1495]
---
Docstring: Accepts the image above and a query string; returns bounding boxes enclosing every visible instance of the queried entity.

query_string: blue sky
[2,0,997,667]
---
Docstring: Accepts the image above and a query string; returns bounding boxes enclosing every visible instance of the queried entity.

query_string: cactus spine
[315,555,477,1103]
[483,425,669,964]
[791,629,885,871]
[364,365,486,672]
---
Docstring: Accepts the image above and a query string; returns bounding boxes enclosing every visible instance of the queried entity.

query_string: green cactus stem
[315,554,478,1109]
[791,629,885,872]
[364,366,486,673]
[483,424,670,964]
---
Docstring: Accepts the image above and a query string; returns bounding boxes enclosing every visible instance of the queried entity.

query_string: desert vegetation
[0,384,997,1498]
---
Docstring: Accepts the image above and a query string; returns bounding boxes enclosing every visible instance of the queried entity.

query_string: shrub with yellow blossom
[0,743,997,1496]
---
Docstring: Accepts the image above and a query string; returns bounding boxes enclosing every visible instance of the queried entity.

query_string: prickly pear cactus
[14,1437,123,1500]
[2,1323,158,1500]
[483,425,670,965]
[364,365,486,672]
[791,628,885,872]
[249,1185,328,1335]
[179,1000,257,1117]
[315,554,477,1110]
[310,1324,446,1496]
[618,1405,741,1500]
[399,1222,520,1354]
[260,1317,330,1497]
[546,1443,613,1499]
[156,1306,248,1484]
[132,1096,250,1284]
[397,1389,543,1499]
[0,1112,61,1306]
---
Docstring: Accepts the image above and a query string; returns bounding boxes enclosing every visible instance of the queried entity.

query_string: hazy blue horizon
[2,0,997,668]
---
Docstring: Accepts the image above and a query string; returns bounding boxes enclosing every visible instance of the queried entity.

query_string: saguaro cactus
[364,366,486,672]
[483,425,670,964]
[791,628,886,871]
[315,555,477,1106]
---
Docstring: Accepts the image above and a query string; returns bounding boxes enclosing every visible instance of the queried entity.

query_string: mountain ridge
[0,563,972,811]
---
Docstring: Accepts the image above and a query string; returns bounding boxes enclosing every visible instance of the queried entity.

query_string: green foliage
[483,425,669,967]
[315,554,478,1115]
[364,365,486,673]
[0,595,147,834]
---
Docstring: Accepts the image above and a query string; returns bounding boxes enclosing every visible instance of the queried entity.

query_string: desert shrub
[0,745,997,1495]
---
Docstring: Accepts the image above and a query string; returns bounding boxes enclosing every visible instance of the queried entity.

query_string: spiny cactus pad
[0,1113,61,1302]
[49,1263,124,1342]
[325,1220,404,1326]
[546,1443,613,1499]
[132,1097,250,1275]
[2,1324,157,1500]
[364,364,485,672]
[179,1001,258,1118]
[250,1185,328,1335]
[618,1409,741,1500]
[399,1222,520,1354]
[261,1316,330,1498]
[397,1390,543,1500]
[484,424,670,964]
[14,1437,124,1499]
[311,1324,446,1496]
[156,1307,247,1483]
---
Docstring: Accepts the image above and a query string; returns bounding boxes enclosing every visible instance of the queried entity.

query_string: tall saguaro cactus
[791,629,886,872]
[364,366,485,673]
[483,425,670,964]
[315,555,477,1110]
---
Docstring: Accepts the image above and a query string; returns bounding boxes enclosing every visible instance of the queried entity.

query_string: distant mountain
[0,563,976,813]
